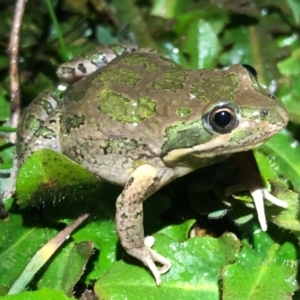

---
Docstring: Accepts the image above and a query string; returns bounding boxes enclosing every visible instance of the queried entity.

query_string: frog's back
[59,52,232,184]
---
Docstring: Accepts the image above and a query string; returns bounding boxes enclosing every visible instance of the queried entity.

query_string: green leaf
[0,86,9,121]
[266,183,300,232]
[222,230,299,299]
[95,232,240,299]
[219,27,253,66]
[0,288,73,300]
[0,199,58,296]
[183,19,220,69]
[287,0,300,24]
[151,0,183,18]
[277,76,300,124]
[37,241,93,296]
[16,149,102,206]
[72,218,118,281]
[159,219,195,241]
[259,131,300,192]
[0,143,14,174]
[0,127,17,133]
[277,48,300,76]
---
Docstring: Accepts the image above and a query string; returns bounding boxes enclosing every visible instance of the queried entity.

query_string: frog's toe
[126,237,171,285]
[144,235,155,247]
[251,189,267,231]
[261,189,288,208]
[146,248,171,285]
[144,235,171,274]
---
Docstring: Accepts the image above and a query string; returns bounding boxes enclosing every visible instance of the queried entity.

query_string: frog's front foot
[126,236,171,286]
[250,187,287,231]
[226,185,288,231]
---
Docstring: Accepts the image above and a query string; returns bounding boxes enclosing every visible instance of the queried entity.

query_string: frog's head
[162,64,289,165]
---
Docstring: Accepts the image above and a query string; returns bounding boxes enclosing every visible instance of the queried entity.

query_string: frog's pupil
[214,110,231,128]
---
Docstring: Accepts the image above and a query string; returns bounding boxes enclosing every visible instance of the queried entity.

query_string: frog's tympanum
[14,44,289,284]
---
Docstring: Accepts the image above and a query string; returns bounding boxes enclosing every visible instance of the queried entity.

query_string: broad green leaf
[16,148,102,206]
[95,232,240,300]
[183,19,220,69]
[0,199,58,296]
[222,230,298,299]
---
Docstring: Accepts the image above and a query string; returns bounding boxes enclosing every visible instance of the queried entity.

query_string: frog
[10,43,289,285]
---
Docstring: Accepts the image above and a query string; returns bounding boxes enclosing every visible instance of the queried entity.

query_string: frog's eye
[208,105,238,134]
[242,64,258,79]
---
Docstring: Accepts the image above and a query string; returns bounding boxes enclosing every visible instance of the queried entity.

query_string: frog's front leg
[116,164,175,285]
[226,151,287,231]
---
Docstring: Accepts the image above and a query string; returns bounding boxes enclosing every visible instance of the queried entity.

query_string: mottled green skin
[16,46,289,285]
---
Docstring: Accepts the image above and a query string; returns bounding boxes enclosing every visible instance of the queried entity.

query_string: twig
[8,0,28,144]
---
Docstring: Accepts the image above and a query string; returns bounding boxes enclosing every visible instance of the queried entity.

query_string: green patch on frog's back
[65,115,86,133]
[68,90,86,102]
[108,44,135,56]
[36,126,57,139]
[176,107,192,117]
[162,118,213,155]
[24,115,42,132]
[34,98,55,115]
[190,74,239,103]
[104,137,144,155]
[98,69,141,85]
[98,88,156,124]
[152,69,186,92]
[122,53,158,72]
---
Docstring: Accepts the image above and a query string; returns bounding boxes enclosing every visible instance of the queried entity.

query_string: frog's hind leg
[57,43,142,83]
[115,164,177,285]
[2,91,59,202]
[17,91,61,164]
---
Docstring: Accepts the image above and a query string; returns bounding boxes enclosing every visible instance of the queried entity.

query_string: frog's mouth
[192,126,281,158]
[192,138,265,158]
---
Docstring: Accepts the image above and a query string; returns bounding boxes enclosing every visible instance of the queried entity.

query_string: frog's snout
[276,104,289,128]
